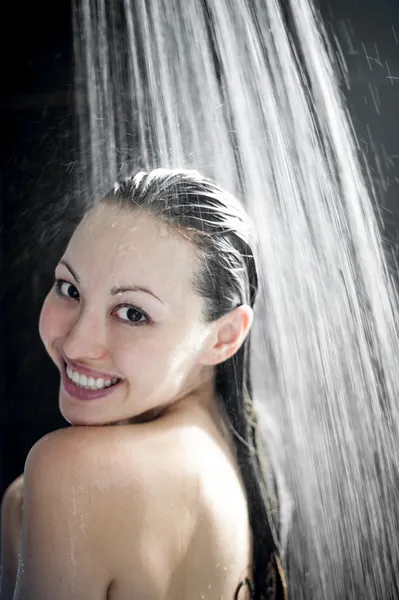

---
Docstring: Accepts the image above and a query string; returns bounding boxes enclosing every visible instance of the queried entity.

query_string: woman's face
[39,203,213,426]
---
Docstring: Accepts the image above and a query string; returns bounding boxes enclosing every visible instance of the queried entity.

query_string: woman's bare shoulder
[25,421,242,511]
[22,425,200,598]
[26,424,197,500]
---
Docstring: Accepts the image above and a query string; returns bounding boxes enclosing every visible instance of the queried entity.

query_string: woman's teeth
[66,365,120,390]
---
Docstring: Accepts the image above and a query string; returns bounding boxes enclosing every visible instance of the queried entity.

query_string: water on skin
[72,0,399,597]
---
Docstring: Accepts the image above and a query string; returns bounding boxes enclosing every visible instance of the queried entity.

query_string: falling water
[73,0,399,598]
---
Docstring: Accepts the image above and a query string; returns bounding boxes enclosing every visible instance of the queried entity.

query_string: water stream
[73,1,399,597]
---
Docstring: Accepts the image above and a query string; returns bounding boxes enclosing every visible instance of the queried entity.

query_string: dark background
[1,0,399,499]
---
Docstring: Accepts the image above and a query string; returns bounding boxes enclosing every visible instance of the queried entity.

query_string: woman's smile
[61,360,125,402]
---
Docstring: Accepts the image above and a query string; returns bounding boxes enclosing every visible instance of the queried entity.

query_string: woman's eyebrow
[58,259,163,304]
[110,285,164,304]
[59,259,80,283]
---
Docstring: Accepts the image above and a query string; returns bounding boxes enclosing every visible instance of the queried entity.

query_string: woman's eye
[55,279,79,300]
[53,280,149,326]
[114,305,149,325]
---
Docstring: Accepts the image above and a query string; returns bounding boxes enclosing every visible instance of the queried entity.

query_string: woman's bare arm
[11,433,114,600]
[0,475,24,600]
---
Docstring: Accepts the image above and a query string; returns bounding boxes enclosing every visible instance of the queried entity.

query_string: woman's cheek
[39,292,69,349]
[39,293,53,345]
[115,335,167,375]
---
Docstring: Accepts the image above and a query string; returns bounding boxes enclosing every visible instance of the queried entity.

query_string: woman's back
[106,403,253,600]
[27,401,254,600]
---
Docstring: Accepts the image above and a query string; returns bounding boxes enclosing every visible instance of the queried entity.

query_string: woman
[1,168,288,599]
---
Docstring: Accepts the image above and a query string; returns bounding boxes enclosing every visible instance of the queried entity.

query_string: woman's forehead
[65,203,200,292]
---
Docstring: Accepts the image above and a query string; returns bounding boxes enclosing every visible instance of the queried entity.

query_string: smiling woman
[1,168,288,600]
[41,197,216,426]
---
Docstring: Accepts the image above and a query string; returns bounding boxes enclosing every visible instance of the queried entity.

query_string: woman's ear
[199,305,253,366]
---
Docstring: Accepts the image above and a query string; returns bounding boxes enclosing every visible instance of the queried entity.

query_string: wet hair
[99,168,287,600]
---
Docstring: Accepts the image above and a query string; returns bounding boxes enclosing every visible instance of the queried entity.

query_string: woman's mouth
[61,361,124,401]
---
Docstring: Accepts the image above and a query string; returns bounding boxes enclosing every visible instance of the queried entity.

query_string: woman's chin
[59,396,134,427]
[59,397,108,427]
[58,375,130,426]
[58,382,160,427]
[60,411,102,427]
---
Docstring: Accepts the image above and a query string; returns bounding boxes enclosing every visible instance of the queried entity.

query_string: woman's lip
[61,362,124,401]
[61,354,123,381]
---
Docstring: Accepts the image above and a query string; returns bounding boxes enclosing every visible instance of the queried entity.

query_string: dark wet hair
[100,168,287,600]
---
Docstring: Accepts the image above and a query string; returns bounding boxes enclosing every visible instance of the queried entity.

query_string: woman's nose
[62,311,108,361]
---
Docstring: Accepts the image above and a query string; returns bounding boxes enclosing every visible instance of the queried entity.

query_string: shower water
[73,1,399,597]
